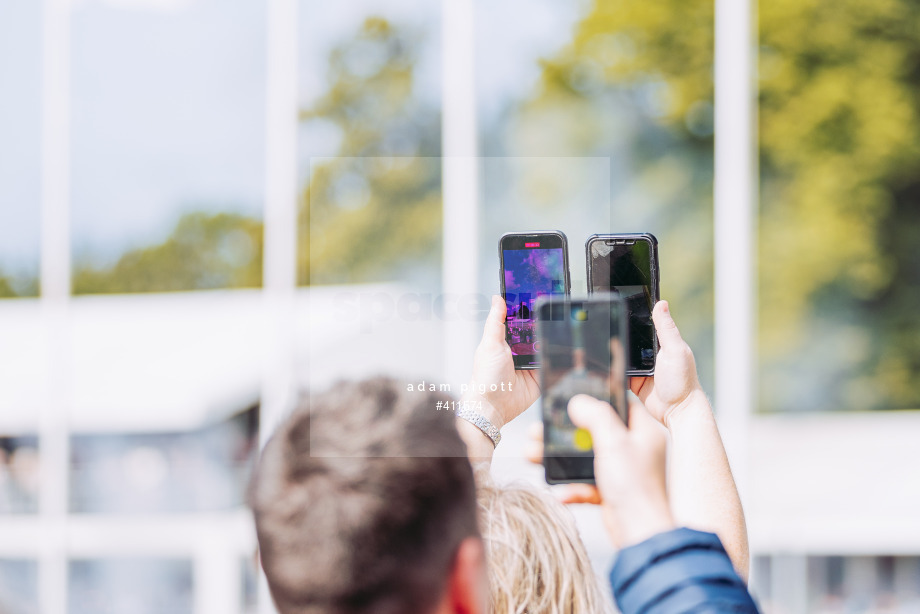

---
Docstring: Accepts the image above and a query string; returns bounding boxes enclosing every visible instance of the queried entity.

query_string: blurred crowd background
[1,0,919,612]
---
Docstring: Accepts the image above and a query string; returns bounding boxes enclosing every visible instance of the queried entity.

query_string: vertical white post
[39,0,71,611]
[259,0,298,613]
[714,0,755,495]
[442,0,479,386]
[771,554,809,614]
[261,0,298,446]
[194,531,242,614]
[40,0,71,304]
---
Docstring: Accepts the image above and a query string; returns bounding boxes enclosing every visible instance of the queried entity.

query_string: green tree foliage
[759,0,920,410]
[73,212,263,294]
[0,271,39,298]
[0,275,16,298]
[528,0,920,411]
[59,17,438,297]
[512,0,717,391]
[298,18,442,286]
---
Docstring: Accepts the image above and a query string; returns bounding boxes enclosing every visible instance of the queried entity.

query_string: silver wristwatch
[457,408,502,447]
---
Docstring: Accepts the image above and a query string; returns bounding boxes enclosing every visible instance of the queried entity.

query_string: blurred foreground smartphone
[499,231,571,369]
[586,233,660,376]
[536,295,628,484]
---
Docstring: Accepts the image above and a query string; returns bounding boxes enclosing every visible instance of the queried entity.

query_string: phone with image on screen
[586,233,660,376]
[499,231,571,370]
[536,295,629,484]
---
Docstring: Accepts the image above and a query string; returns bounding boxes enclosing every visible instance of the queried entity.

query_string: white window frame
[17,0,759,611]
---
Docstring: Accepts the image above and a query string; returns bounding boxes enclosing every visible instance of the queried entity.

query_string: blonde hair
[477,478,615,614]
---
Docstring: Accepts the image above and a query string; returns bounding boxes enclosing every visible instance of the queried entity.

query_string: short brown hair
[250,377,478,614]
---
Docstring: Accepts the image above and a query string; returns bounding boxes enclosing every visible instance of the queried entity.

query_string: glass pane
[0,559,38,614]
[474,0,716,390]
[297,0,445,389]
[758,1,920,411]
[298,1,442,287]
[70,0,266,294]
[69,558,192,614]
[0,437,39,514]
[0,303,44,461]
[0,0,41,298]
[753,554,920,612]
[69,409,257,514]
[811,555,920,612]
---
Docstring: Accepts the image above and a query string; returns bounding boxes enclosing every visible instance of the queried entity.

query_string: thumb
[627,396,668,450]
[568,394,626,453]
[482,295,507,344]
[652,300,683,349]
[627,396,663,433]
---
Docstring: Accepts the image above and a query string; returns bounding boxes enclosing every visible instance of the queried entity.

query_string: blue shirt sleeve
[609,528,760,614]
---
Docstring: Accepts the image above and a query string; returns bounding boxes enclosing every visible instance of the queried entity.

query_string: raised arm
[456,295,541,464]
[630,300,750,580]
[568,395,759,614]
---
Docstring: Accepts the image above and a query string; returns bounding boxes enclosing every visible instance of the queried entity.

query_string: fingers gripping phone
[536,295,629,484]
[499,231,571,370]
[586,233,660,376]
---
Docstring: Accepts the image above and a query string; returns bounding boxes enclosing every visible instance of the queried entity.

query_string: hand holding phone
[628,300,705,427]
[536,295,628,484]
[462,295,542,429]
[566,394,673,547]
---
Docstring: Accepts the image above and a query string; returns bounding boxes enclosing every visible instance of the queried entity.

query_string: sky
[0,0,42,275]
[0,0,582,273]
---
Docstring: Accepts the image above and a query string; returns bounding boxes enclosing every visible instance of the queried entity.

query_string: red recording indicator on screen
[524,242,540,247]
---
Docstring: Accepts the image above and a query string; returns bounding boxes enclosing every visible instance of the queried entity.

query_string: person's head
[250,377,486,614]
[476,479,615,614]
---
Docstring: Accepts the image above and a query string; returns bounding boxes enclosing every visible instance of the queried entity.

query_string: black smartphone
[499,231,571,370]
[585,233,659,376]
[536,295,628,484]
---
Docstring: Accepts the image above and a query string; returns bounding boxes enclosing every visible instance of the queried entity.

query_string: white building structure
[2,286,920,613]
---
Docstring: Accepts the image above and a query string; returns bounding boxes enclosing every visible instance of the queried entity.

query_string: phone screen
[500,233,568,369]
[537,296,628,484]
[587,236,658,374]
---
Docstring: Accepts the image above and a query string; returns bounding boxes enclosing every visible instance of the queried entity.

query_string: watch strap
[456,407,502,447]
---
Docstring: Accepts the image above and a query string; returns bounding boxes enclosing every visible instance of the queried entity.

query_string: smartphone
[585,233,659,376]
[536,295,628,484]
[499,231,571,369]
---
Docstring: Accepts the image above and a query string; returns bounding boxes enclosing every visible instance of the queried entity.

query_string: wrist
[663,389,711,431]
[460,388,505,430]
[613,503,676,548]
[455,415,496,462]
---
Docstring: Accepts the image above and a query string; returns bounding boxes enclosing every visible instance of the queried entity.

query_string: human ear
[444,537,488,614]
